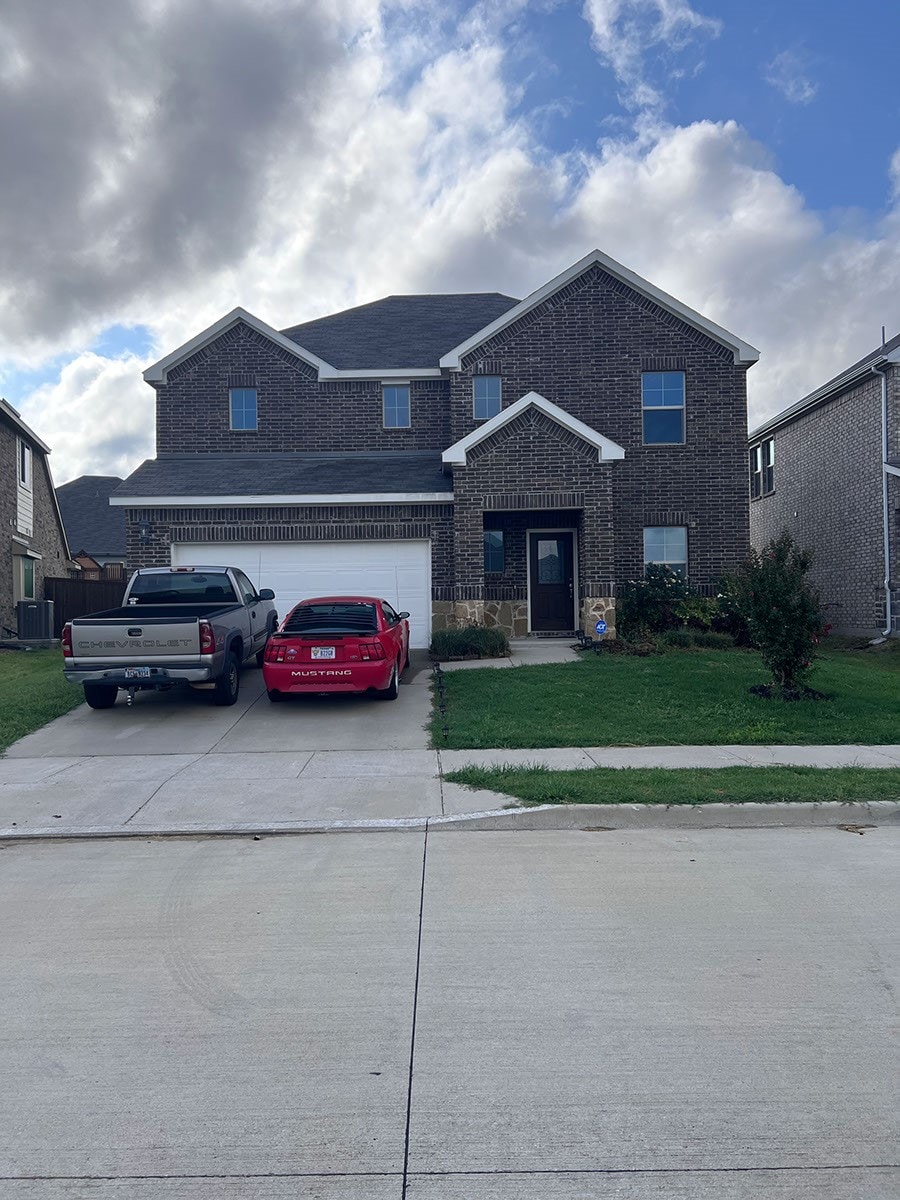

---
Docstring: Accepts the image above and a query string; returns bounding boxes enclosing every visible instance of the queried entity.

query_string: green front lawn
[0,648,82,753]
[431,647,900,748]
[445,764,900,806]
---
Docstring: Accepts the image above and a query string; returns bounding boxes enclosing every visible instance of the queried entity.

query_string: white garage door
[171,540,432,648]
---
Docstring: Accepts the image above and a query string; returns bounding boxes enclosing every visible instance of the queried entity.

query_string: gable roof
[439,249,760,369]
[56,475,127,557]
[0,398,51,453]
[282,294,519,371]
[111,452,452,505]
[749,333,900,441]
[442,392,626,466]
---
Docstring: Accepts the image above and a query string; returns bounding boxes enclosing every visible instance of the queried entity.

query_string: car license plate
[125,666,152,678]
[311,647,336,660]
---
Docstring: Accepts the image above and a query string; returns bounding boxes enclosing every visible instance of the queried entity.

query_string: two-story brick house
[749,334,900,636]
[0,399,72,637]
[113,250,759,646]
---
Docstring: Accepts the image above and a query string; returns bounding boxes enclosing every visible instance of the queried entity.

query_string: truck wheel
[84,683,118,710]
[213,654,240,706]
[377,659,400,701]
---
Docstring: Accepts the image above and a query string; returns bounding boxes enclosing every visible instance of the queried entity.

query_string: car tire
[267,689,286,703]
[213,653,240,706]
[378,659,400,701]
[83,683,118,710]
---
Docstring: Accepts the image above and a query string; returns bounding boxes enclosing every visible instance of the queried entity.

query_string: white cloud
[765,49,818,105]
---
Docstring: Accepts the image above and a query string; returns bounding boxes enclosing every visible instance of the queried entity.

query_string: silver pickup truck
[62,566,278,709]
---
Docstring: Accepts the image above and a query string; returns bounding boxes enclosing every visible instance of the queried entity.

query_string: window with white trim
[230,388,257,431]
[473,376,501,421]
[750,437,774,498]
[642,372,685,444]
[17,439,32,490]
[383,385,410,428]
[643,527,687,578]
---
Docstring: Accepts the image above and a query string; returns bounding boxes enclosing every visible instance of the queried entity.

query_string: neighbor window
[642,371,685,444]
[473,376,502,421]
[749,445,762,499]
[230,388,257,431]
[17,439,32,490]
[483,529,505,573]
[750,437,774,498]
[643,527,687,578]
[21,556,35,600]
[383,385,411,428]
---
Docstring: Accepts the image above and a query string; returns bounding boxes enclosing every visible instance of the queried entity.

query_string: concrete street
[0,828,897,1197]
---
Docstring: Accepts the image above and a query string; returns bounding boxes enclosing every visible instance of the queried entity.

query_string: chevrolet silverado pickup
[62,566,278,709]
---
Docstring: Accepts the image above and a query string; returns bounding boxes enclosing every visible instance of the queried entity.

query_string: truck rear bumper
[64,663,215,687]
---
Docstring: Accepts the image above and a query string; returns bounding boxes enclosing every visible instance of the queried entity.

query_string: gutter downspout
[871,361,892,636]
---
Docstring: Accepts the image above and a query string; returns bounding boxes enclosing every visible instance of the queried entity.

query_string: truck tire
[84,683,118,709]
[213,653,240,706]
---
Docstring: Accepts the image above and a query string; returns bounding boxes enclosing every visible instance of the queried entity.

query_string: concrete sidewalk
[1,742,899,839]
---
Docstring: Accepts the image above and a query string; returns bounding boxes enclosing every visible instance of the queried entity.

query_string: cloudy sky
[2,0,898,484]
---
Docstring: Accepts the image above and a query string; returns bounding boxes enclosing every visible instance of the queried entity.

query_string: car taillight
[61,624,73,658]
[265,640,289,663]
[358,642,386,661]
[199,620,215,654]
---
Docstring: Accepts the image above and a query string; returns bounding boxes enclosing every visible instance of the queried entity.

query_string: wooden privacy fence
[43,577,127,637]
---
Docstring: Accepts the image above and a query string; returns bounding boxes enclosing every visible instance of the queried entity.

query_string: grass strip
[0,648,82,753]
[444,764,900,806]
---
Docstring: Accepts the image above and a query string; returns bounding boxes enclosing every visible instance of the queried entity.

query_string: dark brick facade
[750,364,900,634]
[131,260,753,637]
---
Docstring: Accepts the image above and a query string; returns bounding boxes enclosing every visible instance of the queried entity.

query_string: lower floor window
[484,529,505,573]
[643,527,687,578]
[16,555,35,600]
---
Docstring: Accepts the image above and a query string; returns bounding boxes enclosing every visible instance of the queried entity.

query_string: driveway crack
[402,824,429,1199]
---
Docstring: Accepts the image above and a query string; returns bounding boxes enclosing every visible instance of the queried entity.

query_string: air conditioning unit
[17,599,55,640]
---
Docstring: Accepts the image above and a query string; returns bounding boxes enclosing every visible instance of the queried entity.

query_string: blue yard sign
[594,619,608,636]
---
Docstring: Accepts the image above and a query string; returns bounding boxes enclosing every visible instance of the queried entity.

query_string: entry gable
[442,392,625,466]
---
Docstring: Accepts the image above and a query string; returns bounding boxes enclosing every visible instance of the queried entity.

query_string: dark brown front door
[529,532,575,631]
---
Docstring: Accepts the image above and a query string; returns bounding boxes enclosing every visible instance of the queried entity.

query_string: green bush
[430,625,510,660]
[617,565,691,638]
[691,630,735,649]
[659,628,694,649]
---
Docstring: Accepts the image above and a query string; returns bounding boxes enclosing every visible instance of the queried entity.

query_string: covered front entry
[528,530,576,632]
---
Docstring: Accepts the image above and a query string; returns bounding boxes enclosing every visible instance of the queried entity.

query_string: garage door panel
[171,541,432,648]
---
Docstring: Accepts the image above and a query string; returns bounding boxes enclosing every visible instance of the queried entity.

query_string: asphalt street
[1,827,897,1198]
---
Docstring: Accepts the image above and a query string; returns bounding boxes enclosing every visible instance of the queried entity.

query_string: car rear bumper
[263,659,394,693]
[64,663,215,686]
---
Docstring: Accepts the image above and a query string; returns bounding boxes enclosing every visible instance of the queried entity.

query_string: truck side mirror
[257,588,275,601]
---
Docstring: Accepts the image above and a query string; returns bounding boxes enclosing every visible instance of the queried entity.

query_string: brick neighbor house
[0,399,72,637]
[749,334,900,637]
[113,249,759,647]
[56,475,127,574]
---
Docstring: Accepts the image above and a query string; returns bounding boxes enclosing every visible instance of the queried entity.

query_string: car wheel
[213,653,240,706]
[83,683,118,709]
[378,659,400,701]
[267,688,286,703]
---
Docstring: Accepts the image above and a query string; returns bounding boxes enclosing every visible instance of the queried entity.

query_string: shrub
[430,625,510,660]
[730,531,822,693]
[690,630,735,650]
[659,628,694,649]
[617,565,691,638]
[673,593,718,630]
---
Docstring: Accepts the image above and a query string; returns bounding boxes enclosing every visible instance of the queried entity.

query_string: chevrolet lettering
[62,566,278,710]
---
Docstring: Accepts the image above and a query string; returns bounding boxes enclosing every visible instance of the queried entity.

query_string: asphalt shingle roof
[116,453,451,498]
[56,475,126,556]
[281,293,519,369]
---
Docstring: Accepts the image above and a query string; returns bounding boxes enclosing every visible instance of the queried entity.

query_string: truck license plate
[311,647,335,660]
[125,667,152,678]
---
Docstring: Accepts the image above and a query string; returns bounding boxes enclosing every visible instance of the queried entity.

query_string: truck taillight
[199,620,215,654]
[61,624,73,658]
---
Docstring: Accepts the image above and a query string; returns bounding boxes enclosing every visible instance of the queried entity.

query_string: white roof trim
[439,249,760,368]
[1,398,51,453]
[319,367,444,381]
[110,491,454,507]
[886,462,900,478]
[143,308,335,384]
[441,392,626,465]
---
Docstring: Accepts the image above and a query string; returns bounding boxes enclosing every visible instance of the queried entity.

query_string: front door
[529,532,575,631]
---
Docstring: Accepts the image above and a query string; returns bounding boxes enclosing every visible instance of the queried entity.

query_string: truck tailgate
[69,614,203,661]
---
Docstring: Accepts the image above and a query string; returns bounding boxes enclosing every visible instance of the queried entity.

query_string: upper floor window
[750,437,774,498]
[230,388,257,431]
[17,439,32,490]
[484,529,505,573]
[473,376,502,421]
[642,372,685,444]
[643,526,687,578]
[383,384,410,429]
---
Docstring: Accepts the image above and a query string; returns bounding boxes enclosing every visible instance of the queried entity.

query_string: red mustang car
[263,596,410,702]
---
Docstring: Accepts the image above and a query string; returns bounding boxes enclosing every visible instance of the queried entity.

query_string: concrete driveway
[1,827,897,1197]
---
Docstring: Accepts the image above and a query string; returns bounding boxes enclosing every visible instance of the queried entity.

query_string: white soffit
[442,392,626,465]
[439,248,760,368]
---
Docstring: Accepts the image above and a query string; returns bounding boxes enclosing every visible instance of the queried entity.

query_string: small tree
[733,532,821,694]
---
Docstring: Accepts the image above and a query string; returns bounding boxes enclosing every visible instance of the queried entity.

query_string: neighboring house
[749,334,900,636]
[113,249,759,648]
[56,475,127,571]
[0,399,72,636]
